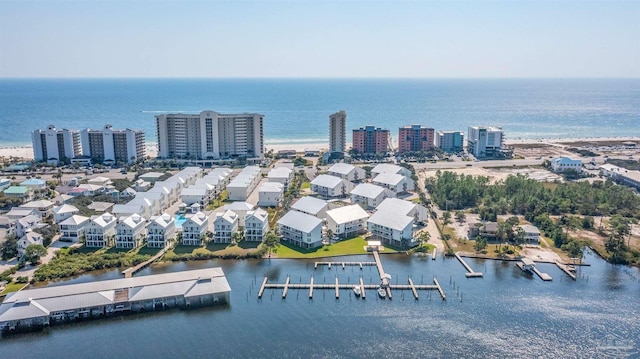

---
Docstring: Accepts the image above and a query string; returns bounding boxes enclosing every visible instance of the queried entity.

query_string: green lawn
[301,182,311,189]
[273,236,397,259]
[0,282,28,298]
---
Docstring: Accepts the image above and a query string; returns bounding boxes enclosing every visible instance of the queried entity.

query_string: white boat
[377,287,387,298]
[353,286,361,296]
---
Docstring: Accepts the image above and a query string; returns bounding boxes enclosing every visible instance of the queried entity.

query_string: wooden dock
[455,253,484,278]
[314,261,376,270]
[122,244,172,278]
[258,251,446,301]
[432,248,437,260]
[532,267,553,281]
[555,262,577,280]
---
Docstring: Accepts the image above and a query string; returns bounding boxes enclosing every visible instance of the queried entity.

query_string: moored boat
[353,286,361,296]
[377,287,386,298]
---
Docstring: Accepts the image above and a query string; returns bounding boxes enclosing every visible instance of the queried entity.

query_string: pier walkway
[555,262,577,280]
[258,251,446,300]
[122,244,173,278]
[455,253,483,278]
[532,267,553,281]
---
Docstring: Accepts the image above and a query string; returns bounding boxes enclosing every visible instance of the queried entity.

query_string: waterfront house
[550,157,582,173]
[59,215,90,242]
[304,148,321,157]
[310,174,354,199]
[17,230,43,258]
[127,197,157,219]
[53,204,79,223]
[19,178,46,191]
[350,183,392,209]
[258,182,284,207]
[244,208,269,242]
[291,196,328,218]
[277,210,323,249]
[372,172,407,194]
[85,213,117,248]
[3,186,32,201]
[376,198,429,223]
[327,163,365,182]
[366,198,429,247]
[518,224,541,243]
[213,210,239,243]
[146,214,176,248]
[14,215,45,238]
[479,222,498,239]
[267,167,294,188]
[181,212,209,246]
[222,202,254,227]
[115,214,147,249]
[0,268,231,333]
[325,204,369,239]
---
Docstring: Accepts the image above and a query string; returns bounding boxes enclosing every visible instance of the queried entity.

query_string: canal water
[1,251,638,358]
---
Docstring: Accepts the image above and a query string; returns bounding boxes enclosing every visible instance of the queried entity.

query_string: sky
[0,0,639,78]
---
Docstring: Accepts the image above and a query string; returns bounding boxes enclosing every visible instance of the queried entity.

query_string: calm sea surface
[0,251,638,358]
[0,78,639,147]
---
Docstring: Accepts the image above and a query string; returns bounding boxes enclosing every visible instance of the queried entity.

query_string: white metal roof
[223,202,255,211]
[185,211,208,226]
[328,163,355,175]
[268,167,293,178]
[350,183,386,198]
[259,182,284,193]
[291,196,327,216]
[367,210,413,231]
[326,204,369,225]
[277,210,323,233]
[372,163,403,175]
[53,204,79,215]
[246,208,268,223]
[21,199,54,208]
[311,174,343,189]
[215,210,238,225]
[59,215,89,226]
[89,212,116,227]
[375,198,416,216]
[373,172,404,186]
[181,187,208,196]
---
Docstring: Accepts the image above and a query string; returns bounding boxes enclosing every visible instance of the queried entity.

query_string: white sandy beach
[1,137,637,161]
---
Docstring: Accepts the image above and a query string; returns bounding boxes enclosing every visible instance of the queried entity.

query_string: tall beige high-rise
[329,110,346,153]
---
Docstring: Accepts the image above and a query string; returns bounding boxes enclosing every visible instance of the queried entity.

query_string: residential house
[310,174,354,199]
[267,167,294,188]
[366,198,429,247]
[14,215,45,238]
[147,214,176,248]
[88,176,112,187]
[213,210,239,243]
[17,230,43,258]
[115,214,147,249]
[181,212,209,246]
[139,172,165,184]
[277,210,323,249]
[3,186,31,201]
[85,212,117,248]
[227,166,262,201]
[327,163,365,182]
[371,163,415,191]
[372,173,408,194]
[0,178,11,192]
[291,196,328,218]
[244,208,269,242]
[325,204,369,239]
[59,215,90,242]
[258,182,284,207]
[19,178,47,191]
[550,157,582,173]
[19,200,55,219]
[76,184,105,196]
[350,183,392,209]
[180,187,209,206]
[133,179,151,192]
[376,198,429,223]
[6,207,40,221]
[53,204,80,223]
[222,202,254,227]
[518,224,541,243]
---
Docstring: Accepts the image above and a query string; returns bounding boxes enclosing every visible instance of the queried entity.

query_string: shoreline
[1,136,638,161]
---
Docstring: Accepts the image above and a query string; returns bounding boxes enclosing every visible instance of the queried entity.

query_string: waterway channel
[1,250,638,358]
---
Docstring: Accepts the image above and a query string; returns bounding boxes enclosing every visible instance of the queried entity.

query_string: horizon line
[1,76,639,81]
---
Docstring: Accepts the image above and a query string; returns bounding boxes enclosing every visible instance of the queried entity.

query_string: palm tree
[262,232,280,258]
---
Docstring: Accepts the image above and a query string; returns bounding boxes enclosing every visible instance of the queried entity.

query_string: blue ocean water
[0,78,639,147]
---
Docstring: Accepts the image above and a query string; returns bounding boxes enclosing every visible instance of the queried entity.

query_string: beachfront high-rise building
[329,111,347,153]
[398,125,435,154]
[436,131,465,153]
[31,125,82,164]
[80,125,145,165]
[352,126,389,155]
[467,126,504,158]
[155,111,264,160]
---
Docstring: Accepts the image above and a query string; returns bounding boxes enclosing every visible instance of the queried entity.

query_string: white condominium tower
[80,124,145,164]
[329,110,346,153]
[155,111,264,160]
[467,126,504,158]
[32,125,82,164]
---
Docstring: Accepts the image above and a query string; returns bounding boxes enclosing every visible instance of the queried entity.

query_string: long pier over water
[258,251,446,300]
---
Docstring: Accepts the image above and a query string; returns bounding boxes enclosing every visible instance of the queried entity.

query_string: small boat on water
[377,287,387,298]
[353,286,361,297]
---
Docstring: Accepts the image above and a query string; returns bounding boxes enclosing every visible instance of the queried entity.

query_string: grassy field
[164,241,262,260]
[272,236,397,259]
[0,282,29,298]
[301,181,311,189]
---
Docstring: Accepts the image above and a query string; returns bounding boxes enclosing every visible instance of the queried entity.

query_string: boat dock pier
[555,262,577,280]
[258,251,446,300]
[314,261,376,270]
[532,267,553,281]
[122,244,172,278]
[432,248,437,260]
[455,253,484,278]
